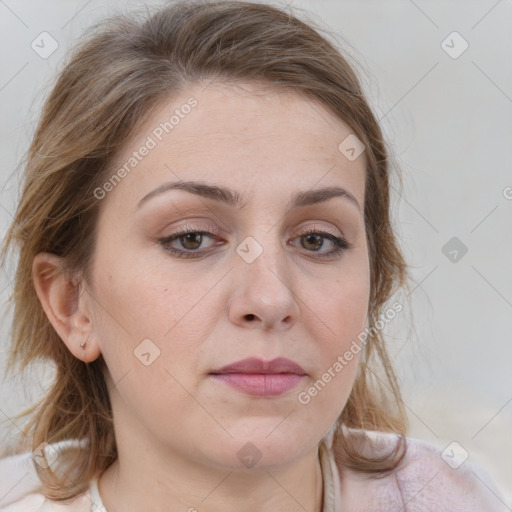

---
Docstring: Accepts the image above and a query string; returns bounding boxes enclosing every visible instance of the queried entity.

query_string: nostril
[245,314,256,321]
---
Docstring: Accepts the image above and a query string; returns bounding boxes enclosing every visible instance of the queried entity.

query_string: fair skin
[33,81,370,512]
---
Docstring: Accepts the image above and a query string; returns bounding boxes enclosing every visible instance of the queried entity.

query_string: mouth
[210,356,306,375]
[209,357,307,397]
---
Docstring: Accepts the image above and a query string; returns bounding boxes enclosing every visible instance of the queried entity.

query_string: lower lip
[210,373,305,397]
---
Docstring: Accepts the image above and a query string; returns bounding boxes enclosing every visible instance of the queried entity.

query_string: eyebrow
[136,180,361,212]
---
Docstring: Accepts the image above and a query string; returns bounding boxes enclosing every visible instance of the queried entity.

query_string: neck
[98,437,324,512]
[96,385,327,512]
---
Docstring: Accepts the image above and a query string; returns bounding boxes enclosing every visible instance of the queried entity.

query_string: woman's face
[86,81,370,469]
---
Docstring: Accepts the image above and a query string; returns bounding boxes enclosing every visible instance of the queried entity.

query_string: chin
[207,431,317,472]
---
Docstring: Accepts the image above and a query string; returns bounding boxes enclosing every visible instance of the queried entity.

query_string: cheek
[296,278,368,423]
[302,259,369,391]
[89,257,215,396]
[309,264,370,343]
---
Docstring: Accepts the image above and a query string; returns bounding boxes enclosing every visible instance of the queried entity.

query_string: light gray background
[1,0,511,505]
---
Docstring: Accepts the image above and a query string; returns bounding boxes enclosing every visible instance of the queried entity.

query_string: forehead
[161,80,359,155]
[103,80,367,213]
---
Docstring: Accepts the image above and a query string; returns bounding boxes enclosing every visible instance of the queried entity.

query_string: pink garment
[0,430,508,511]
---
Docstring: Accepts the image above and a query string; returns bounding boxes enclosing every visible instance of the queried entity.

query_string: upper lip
[210,357,306,375]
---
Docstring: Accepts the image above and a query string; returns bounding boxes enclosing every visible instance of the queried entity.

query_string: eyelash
[157,225,351,260]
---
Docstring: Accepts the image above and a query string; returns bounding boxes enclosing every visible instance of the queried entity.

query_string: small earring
[80,340,87,350]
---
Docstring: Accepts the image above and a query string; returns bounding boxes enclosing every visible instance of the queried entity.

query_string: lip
[210,357,306,375]
[209,357,307,397]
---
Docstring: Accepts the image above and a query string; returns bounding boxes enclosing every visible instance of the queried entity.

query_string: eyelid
[161,220,222,237]
[292,222,343,238]
[161,217,347,239]
[158,221,351,260]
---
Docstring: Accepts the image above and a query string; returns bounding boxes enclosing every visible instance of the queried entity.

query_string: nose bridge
[238,226,289,292]
[230,225,299,329]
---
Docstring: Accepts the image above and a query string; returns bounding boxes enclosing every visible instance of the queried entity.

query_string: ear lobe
[32,252,101,363]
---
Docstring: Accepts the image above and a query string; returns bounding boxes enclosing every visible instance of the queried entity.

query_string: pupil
[304,234,322,251]
[183,233,201,249]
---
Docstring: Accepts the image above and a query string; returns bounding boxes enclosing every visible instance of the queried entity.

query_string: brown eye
[158,227,221,258]
[158,226,351,260]
[179,232,203,251]
[293,228,351,258]
[301,233,324,251]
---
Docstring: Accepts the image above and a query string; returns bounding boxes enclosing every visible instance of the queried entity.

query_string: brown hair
[1,0,410,501]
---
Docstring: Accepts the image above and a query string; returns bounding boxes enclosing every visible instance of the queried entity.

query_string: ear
[32,252,101,363]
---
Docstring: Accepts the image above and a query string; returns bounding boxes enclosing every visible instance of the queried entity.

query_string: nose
[227,237,300,332]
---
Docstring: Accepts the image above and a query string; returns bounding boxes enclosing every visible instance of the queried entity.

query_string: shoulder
[335,429,509,511]
[0,492,92,512]
[0,441,92,512]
